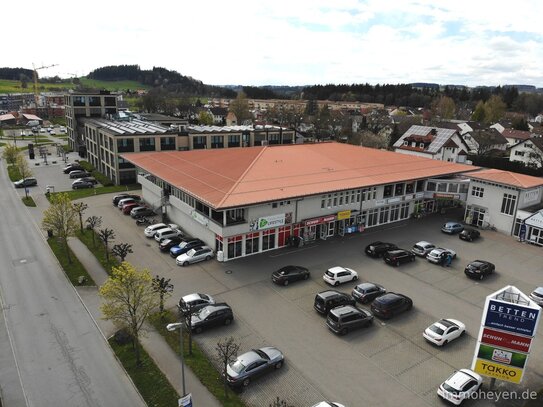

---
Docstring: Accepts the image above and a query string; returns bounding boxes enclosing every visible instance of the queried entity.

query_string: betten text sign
[484,300,539,336]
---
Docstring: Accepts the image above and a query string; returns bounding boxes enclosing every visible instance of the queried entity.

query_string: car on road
[154,227,183,242]
[426,247,457,265]
[176,246,214,266]
[226,347,284,388]
[169,239,205,258]
[370,293,413,319]
[326,305,373,335]
[271,265,310,286]
[529,287,543,306]
[464,260,495,280]
[72,179,94,189]
[423,319,466,346]
[459,228,480,242]
[383,249,415,267]
[188,303,233,333]
[311,403,346,407]
[323,266,358,286]
[364,241,398,258]
[441,221,464,234]
[144,223,176,238]
[314,290,356,315]
[122,202,140,215]
[437,369,482,405]
[411,241,436,257]
[178,293,216,315]
[112,193,140,206]
[159,236,184,252]
[351,282,386,303]
[14,177,38,188]
[130,206,155,219]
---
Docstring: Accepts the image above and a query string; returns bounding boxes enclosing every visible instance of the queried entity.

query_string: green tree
[100,262,160,366]
[484,95,506,124]
[72,202,88,232]
[471,101,486,122]
[42,193,78,263]
[512,117,529,131]
[15,155,32,198]
[229,92,251,125]
[198,111,214,125]
[2,143,20,165]
[432,96,456,119]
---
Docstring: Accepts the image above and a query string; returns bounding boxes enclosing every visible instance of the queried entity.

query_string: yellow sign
[337,210,352,221]
[473,359,523,384]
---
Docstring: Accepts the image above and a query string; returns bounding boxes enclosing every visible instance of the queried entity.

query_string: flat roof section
[123,143,479,209]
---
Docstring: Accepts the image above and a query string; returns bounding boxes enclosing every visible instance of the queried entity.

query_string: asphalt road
[0,164,145,406]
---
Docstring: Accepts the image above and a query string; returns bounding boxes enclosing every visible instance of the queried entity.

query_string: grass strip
[77,229,119,274]
[49,185,140,201]
[148,311,246,407]
[22,196,36,207]
[7,165,21,181]
[109,338,179,407]
[47,237,95,286]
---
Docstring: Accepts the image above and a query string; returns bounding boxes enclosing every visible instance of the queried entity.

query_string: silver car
[226,347,284,387]
[176,246,214,266]
[412,241,435,257]
[529,287,543,306]
[427,247,457,264]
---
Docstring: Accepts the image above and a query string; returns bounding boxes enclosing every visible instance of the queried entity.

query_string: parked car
[226,347,284,388]
[112,193,140,206]
[323,266,358,286]
[14,177,38,188]
[441,222,464,234]
[423,319,466,346]
[464,260,495,280]
[383,249,415,267]
[370,293,413,319]
[122,202,140,215]
[364,241,398,258]
[169,239,205,258]
[117,197,141,209]
[529,287,543,306]
[326,305,373,335]
[411,241,435,257]
[144,223,176,238]
[311,403,346,407]
[271,265,310,286]
[178,293,216,315]
[155,227,183,242]
[314,290,355,315]
[176,246,214,266]
[459,228,480,242]
[130,206,155,219]
[188,303,233,333]
[63,163,83,173]
[72,180,94,189]
[69,170,91,179]
[77,176,98,185]
[437,369,482,405]
[351,282,386,304]
[159,236,184,252]
[426,248,457,265]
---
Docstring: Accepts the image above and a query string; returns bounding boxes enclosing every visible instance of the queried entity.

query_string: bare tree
[72,202,88,232]
[98,228,116,261]
[85,215,102,247]
[215,336,240,399]
[112,243,133,262]
[151,275,173,314]
[182,304,199,356]
[270,397,295,407]
[16,154,33,198]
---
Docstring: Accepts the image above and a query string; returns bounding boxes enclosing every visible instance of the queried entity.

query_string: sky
[7,0,543,87]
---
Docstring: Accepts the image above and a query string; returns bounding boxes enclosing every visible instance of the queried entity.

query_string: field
[0,78,150,94]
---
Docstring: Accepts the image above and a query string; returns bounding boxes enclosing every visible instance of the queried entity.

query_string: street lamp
[166,322,186,397]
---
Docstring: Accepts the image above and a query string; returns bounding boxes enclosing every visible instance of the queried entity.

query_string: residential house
[209,107,228,125]
[502,129,533,147]
[508,137,543,168]
[464,128,508,155]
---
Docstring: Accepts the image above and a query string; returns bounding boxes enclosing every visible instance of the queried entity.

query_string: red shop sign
[480,327,533,353]
[304,215,336,227]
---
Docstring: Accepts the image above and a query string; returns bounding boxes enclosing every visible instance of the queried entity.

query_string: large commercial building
[123,142,477,261]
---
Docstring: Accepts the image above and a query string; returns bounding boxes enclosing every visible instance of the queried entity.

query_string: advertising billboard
[484,299,539,336]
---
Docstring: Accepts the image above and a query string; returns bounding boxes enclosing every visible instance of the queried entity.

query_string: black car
[464,260,495,280]
[459,228,480,242]
[130,206,155,219]
[159,236,185,252]
[370,293,413,319]
[78,176,98,185]
[112,193,140,206]
[326,305,374,335]
[313,290,355,315]
[351,282,386,303]
[383,249,416,267]
[63,164,84,174]
[187,303,233,334]
[271,265,310,286]
[365,241,398,258]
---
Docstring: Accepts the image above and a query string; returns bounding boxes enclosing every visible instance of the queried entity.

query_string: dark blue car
[170,239,205,258]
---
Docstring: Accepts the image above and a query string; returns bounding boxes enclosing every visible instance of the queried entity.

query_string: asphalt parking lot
[76,193,543,407]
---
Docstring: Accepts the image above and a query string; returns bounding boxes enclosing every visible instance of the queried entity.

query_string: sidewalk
[67,238,222,407]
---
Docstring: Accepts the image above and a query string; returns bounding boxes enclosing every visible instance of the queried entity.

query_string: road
[0,163,145,406]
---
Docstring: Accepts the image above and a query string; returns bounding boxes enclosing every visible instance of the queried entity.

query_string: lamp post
[166,322,186,397]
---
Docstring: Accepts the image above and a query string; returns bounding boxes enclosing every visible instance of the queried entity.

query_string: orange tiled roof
[123,143,478,209]
[468,169,543,189]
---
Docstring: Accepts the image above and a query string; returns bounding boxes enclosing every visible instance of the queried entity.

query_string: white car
[411,241,435,257]
[427,247,456,264]
[423,319,465,346]
[311,403,346,407]
[323,266,358,286]
[176,246,214,266]
[144,223,177,238]
[154,227,183,242]
[437,369,482,405]
[178,293,215,314]
[529,287,543,306]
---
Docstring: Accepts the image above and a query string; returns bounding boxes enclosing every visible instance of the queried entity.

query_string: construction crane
[32,63,58,105]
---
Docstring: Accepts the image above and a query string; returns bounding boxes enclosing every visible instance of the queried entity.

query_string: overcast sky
[8,0,543,87]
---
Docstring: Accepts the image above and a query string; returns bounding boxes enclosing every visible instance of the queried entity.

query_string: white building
[508,137,543,168]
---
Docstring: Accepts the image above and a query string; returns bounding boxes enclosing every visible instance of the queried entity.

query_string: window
[515,151,525,157]
[394,183,405,196]
[437,183,447,192]
[367,208,379,227]
[228,134,240,147]
[405,182,414,194]
[262,230,275,250]
[211,135,223,148]
[383,185,393,198]
[448,183,458,193]
[245,233,259,255]
[379,206,389,224]
[400,202,410,219]
[160,137,176,151]
[416,180,425,192]
[472,186,484,198]
[459,183,469,193]
[501,193,517,216]
[139,137,156,151]
[193,136,206,149]
[227,236,242,259]
[426,182,436,192]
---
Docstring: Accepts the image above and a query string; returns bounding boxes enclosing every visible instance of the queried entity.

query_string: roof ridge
[216,146,268,208]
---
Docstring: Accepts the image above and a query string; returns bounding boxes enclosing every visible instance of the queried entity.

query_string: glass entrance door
[327,221,335,237]
[319,223,328,240]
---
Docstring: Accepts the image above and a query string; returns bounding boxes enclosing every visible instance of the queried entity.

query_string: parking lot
[78,192,543,407]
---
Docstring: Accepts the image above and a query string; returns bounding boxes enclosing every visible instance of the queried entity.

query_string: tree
[85,215,102,247]
[41,193,78,263]
[151,275,173,314]
[512,117,529,131]
[98,228,116,261]
[100,262,160,366]
[2,143,19,165]
[19,73,29,89]
[359,130,388,149]
[215,336,240,399]
[112,243,133,262]
[432,96,456,119]
[471,100,486,122]
[229,92,251,125]
[198,111,214,125]
[15,154,33,198]
[484,95,506,124]
[270,397,295,407]
[72,202,88,232]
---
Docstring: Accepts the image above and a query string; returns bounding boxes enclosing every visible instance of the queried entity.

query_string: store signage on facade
[480,327,532,353]
[337,210,351,220]
[415,192,425,198]
[251,213,289,231]
[473,359,524,384]
[191,210,208,226]
[375,199,386,207]
[525,212,543,228]
[524,189,540,205]
[433,193,460,199]
[387,197,401,204]
[304,214,336,226]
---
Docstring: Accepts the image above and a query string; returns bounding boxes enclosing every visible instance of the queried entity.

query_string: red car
[122,202,140,214]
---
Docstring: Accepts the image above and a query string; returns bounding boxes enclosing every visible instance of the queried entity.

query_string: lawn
[7,165,21,181]
[0,79,71,93]
[148,311,246,407]
[77,229,119,274]
[22,196,36,207]
[47,237,95,286]
[50,184,141,201]
[79,78,150,91]
[109,338,179,407]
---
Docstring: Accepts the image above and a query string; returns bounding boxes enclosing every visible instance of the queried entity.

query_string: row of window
[472,186,484,198]
[427,182,469,194]
[321,189,362,209]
